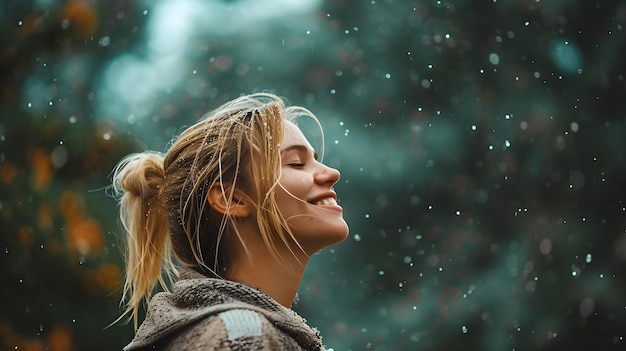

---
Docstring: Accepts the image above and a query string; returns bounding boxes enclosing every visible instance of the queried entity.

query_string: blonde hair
[111,93,323,328]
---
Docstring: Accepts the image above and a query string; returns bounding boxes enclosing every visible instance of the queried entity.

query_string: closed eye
[287,163,306,168]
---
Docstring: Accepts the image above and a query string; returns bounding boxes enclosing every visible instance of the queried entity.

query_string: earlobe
[207,183,253,218]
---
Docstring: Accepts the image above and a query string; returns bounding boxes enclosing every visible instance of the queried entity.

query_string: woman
[112,93,348,350]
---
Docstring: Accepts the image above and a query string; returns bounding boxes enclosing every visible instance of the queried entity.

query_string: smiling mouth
[313,197,338,206]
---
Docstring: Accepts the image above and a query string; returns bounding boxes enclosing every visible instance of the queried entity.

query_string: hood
[124,267,322,350]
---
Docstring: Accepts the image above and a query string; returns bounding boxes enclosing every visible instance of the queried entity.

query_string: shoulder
[160,308,303,350]
[216,309,264,341]
[212,309,304,350]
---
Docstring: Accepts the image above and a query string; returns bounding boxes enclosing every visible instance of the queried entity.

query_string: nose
[315,163,340,186]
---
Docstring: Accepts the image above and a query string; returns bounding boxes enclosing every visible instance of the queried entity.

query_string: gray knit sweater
[124,268,329,351]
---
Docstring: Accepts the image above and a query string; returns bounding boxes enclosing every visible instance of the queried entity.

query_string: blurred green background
[1,0,625,350]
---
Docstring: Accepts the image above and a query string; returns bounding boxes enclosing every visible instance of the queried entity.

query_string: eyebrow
[280,144,318,160]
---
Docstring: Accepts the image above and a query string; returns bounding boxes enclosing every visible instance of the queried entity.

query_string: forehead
[281,120,313,149]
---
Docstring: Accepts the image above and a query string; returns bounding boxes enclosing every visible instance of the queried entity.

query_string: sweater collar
[125,267,323,350]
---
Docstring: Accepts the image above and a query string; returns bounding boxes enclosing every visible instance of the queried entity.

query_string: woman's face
[275,120,349,254]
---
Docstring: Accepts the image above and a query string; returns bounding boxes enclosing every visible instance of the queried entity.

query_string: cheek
[278,173,310,198]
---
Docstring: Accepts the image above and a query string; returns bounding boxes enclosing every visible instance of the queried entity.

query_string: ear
[207,183,253,218]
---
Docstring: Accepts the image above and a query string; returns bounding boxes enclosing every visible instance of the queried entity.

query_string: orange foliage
[18,340,45,351]
[61,0,98,39]
[46,236,64,255]
[47,325,72,351]
[97,263,123,293]
[18,14,41,37]
[17,226,34,248]
[28,148,53,191]
[67,217,103,255]
[59,191,104,255]
[0,323,17,349]
[59,191,80,218]
[38,205,54,231]
[0,323,45,351]
[0,161,17,183]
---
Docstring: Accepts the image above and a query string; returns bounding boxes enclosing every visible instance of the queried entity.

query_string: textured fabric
[219,310,262,340]
[124,267,327,351]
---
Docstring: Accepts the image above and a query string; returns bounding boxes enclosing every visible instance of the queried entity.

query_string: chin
[303,225,350,254]
[336,224,350,243]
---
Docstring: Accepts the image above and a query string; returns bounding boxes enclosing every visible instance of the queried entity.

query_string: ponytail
[111,152,177,329]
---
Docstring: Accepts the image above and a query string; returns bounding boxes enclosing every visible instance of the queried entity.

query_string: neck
[227,245,309,307]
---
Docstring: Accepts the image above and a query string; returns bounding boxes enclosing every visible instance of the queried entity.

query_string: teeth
[315,197,337,206]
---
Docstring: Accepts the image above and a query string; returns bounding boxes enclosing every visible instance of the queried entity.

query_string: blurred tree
[1,0,625,350]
